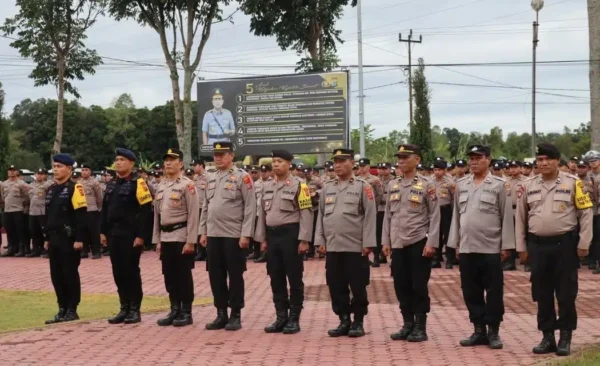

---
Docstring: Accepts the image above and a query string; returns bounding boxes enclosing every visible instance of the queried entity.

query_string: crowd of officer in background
[0,140,596,359]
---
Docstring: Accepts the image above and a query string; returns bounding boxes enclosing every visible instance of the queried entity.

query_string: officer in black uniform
[101,148,153,325]
[43,154,88,324]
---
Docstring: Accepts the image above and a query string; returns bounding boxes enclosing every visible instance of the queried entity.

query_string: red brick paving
[0,243,599,365]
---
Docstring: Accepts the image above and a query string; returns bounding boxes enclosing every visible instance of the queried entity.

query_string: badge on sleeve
[243,175,253,188]
[72,184,88,210]
[187,183,196,195]
[136,178,153,205]
[427,186,437,201]
[364,185,374,201]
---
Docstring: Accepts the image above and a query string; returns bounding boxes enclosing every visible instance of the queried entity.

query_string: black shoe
[445,261,453,269]
[556,330,572,356]
[589,262,598,271]
[431,261,441,269]
[594,267,600,275]
[246,252,259,261]
[26,251,41,258]
[502,261,516,271]
[0,251,15,257]
[254,253,267,263]
[45,308,66,324]
[225,309,242,331]
[14,251,25,257]
[460,324,489,346]
[390,316,414,341]
[80,252,89,259]
[41,252,49,258]
[487,325,503,349]
[108,301,129,324]
[533,331,557,354]
[206,308,229,330]
[157,301,180,326]
[318,253,325,259]
[407,314,428,342]
[303,254,308,261]
[195,252,207,262]
[524,264,532,272]
[327,314,351,337]
[348,321,365,338]
[282,307,301,335]
[91,253,102,260]
[265,308,289,333]
[61,308,79,322]
[371,256,380,268]
[379,253,387,264]
[172,303,193,327]
[123,302,141,324]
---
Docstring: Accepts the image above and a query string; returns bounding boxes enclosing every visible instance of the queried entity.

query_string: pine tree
[410,58,434,163]
[0,82,9,179]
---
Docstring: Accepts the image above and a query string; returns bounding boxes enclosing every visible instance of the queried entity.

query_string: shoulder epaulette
[491,175,507,182]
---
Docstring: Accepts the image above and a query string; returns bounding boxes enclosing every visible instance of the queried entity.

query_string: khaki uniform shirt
[515,171,594,251]
[590,171,600,215]
[315,176,376,252]
[199,167,256,238]
[382,174,441,249]
[378,175,394,212]
[79,177,103,212]
[0,179,30,213]
[447,173,515,254]
[361,174,384,211]
[100,182,107,194]
[507,175,526,208]
[193,174,206,210]
[29,180,53,216]
[254,174,314,243]
[434,176,455,207]
[152,175,200,244]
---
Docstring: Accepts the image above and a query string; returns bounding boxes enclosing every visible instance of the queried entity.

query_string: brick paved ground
[0,242,599,365]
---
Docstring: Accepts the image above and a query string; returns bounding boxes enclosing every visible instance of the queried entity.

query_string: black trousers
[82,211,101,255]
[436,205,454,262]
[48,231,81,308]
[325,252,370,317]
[22,214,30,254]
[529,231,579,331]
[459,253,505,326]
[161,242,195,304]
[266,223,304,310]
[3,211,25,254]
[375,211,384,256]
[206,237,246,309]
[109,234,143,305]
[392,238,432,317]
[592,215,600,263]
[29,215,46,254]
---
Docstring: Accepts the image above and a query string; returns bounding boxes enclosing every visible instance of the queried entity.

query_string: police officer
[153,148,199,327]
[199,142,256,331]
[357,158,384,267]
[202,89,235,145]
[567,156,579,175]
[522,162,533,177]
[516,143,593,356]
[254,150,313,334]
[501,160,525,271]
[248,165,263,261]
[252,164,273,262]
[192,158,207,262]
[315,148,376,338]
[447,145,515,350]
[491,161,504,178]
[28,168,53,257]
[377,162,394,265]
[382,144,440,343]
[101,148,153,325]
[432,157,455,269]
[79,163,103,259]
[43,154,88,324]
[303,167,322,260]
[455,159,468,180]
[0,165,30,257]
[325,165,336,182]
[184,168,194,178]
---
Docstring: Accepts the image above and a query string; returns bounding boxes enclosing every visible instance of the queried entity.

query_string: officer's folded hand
[74,242,83,251]
[261,241,268,252]
[518,251,528,263]
[422,245,436,258]
[577,248,589,258]
[133,237,144,248]
[298,241,309,254]
[239,236,250,249]
[44,241,49,251]
[182,243,195,255]
[100,234,107,247]
[500,250,510,262]
[200,235,208,247]
[318,245,327,255]
[361,247,372,257]
[382,245,391,257]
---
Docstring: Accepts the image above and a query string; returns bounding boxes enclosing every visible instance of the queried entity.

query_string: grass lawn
[0,289,211,333]
[549,346,600,366]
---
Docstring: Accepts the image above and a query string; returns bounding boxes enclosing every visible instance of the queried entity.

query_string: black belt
[266,223,299,233]
[209,134,225,139]
[512,205,517,210]
[528,231,576,244]
[160,222,188,232]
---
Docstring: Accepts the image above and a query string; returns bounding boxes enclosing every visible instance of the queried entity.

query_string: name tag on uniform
[410,195,420,202]
[225,183,234,190]
[393,184,399,189]
[170,193,179,200]
[208,182,216,189]
[390,194,400,201]
[156,193,163,200]
[230,176,237,181]
[325,197,335,204]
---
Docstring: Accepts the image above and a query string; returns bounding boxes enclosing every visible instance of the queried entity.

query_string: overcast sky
[0,0,591,138]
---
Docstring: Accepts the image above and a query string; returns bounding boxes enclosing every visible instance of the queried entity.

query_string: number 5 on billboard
[246,83,254,94]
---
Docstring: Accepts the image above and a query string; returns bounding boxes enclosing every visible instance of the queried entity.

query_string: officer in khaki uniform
[447,145,515,350]
[249,165,264,261]
[432,157,455,269]
[28,169,53,257]
[0,165,30,257]
[516,143,594,357]
[357,158,384,267]
[315,148,376,338]
[255,150,314,334]
[377,162,394,265]
[502,160,526,271]
[304,167,322,260]
[199,141,256,331]
[382,144,440,343]
[153,148,199,327]
[191,158,207,261]
[79,163,103,259]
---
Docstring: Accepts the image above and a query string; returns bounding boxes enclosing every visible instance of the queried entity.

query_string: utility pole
[399,30,422,129]
[531,0,544,157]
[357,0,365,157]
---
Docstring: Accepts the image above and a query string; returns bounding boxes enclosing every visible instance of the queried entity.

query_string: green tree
[239,0,356,72]
[2,0,104,155]
[443,127,463,159]
[108,0,232,164]
[0,83,9,179]
[431,125,450,159]
[410,58,433,163]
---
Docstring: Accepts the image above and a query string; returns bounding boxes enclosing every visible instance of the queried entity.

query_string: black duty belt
[160,222,188,233]
[266,223,299,233]
[512,205,517,210]
[528,231,576,245]
[209,134,225,139]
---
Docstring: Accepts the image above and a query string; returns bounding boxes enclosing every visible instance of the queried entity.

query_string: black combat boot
[108,299,129,324]
[556,330,572,356]
[487,325,503,349]
[265,307,288,333]
[45,308,66,324]
[254,252,267,263]
[431,260,441,269]
[460,324,489,346]
[157,300,180,326]
[14,243,25,257]
[533,331,557,354]
[205,308,229,330]
[379,253,387,264]
[225,308,242,331]
[62,308,79,322]
[80,251,89,259]
[172,303,193,327]
[407,314,428,342]
[327,314,351,337]
[195,246,207,261]
[589,261,598,271]
[91,253,102,260]
[390,314,414,341]
[123,302,141,324]
[246,243,259,261]
[371,254,380,268]
[502,260,516,271]
[348,314,365,338]
[282,307,301,334]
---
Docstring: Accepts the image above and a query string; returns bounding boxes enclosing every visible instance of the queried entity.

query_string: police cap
[395,144,421,157]
[332,148,354,160]
[213,141,233,153]
[467,145,491,157]
[163,148,184,160]
[358,158,370,166]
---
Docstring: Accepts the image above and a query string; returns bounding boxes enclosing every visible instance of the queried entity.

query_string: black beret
[570,156,579,161]
[185,168,194,175]
[272,149,293,162]
[250,165,259,171]
[290,163,297,170]
[577,160,589,167]
[492,162,502,170]
[7,164,17,171]
[80,163,92,169]
[37,168,48,174]
[52,153,75,167]
[522,162,532,168]
[327,165,334,172]
[116,148,137,162]
[191,158,205,166]
[416,163,424,170]
[536,143,561,160]
[324,160,333,167]
[508,160,522,167]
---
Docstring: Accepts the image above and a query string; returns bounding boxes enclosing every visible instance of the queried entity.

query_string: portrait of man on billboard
[201,88,235,145]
